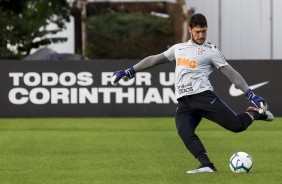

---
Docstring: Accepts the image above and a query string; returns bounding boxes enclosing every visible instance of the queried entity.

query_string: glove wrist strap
[246,89,254,100]
[125,66,136,79]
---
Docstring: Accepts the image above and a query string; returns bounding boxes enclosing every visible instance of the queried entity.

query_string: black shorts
[175,90,252,133]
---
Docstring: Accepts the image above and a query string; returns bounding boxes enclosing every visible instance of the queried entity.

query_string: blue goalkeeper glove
[246,89,266,113]
[111,66,136,86]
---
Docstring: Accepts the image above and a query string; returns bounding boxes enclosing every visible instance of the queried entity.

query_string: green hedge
[87,12,174,59]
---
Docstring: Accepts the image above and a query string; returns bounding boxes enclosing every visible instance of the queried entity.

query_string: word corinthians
[8,72,177,105]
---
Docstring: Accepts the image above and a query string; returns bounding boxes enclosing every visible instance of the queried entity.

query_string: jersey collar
[188,39,206,46]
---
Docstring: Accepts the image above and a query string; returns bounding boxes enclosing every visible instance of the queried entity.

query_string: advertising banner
[210,60,281,117]
[0,60,280,117]
[0,60,176,117]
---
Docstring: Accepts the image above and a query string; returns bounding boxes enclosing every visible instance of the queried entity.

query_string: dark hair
[189,13,207,28]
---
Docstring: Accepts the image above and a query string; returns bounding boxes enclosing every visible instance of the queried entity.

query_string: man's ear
[188,27,192,34]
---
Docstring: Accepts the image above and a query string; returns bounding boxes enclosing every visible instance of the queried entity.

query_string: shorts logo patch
[210,98,217,104]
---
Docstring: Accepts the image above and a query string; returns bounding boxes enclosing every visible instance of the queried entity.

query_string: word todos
[8,72,177,105]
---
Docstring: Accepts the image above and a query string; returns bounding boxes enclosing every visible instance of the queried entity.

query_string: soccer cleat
[246,107,274,121]
[186,164,217,174]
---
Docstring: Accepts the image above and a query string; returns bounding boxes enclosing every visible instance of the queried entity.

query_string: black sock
[247,111,262,120]
[197,152,212,166]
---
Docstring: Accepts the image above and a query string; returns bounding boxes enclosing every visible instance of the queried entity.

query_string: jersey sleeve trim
[212,49,229,69]
[163,45,176,62]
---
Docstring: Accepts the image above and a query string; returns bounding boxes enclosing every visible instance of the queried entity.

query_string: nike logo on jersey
[229,81,269,97]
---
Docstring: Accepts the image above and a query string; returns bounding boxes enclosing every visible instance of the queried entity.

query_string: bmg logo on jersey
[177,58,197,69]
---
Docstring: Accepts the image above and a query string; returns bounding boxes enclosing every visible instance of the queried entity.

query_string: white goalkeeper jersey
[163,40,228,99]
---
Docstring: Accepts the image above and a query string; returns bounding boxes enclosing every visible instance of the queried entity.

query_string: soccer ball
[229,152,253,173]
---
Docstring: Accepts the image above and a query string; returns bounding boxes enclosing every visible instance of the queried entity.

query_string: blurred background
[1,0,281,60]
[1,2,281,183]
[0,0,281,117]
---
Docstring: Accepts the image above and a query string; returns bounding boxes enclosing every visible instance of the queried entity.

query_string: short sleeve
[163,45,176,62]
[211,48,228,69]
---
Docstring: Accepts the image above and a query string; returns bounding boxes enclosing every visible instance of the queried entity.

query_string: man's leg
[175,99,217,173]
[194,91,253,132]
[246,106,274,121]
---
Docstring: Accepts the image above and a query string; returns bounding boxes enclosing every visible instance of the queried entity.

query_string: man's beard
[191,35,205,45]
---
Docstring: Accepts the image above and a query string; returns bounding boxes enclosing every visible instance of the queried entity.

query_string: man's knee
[230,128,245,133]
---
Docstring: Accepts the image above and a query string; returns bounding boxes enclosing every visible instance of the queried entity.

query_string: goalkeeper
[111,13,274,173]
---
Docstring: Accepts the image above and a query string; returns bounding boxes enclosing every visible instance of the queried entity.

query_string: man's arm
[133,53,171,72]
[111,53,170,86]
[220,65,266,110]
[219,64,249,93]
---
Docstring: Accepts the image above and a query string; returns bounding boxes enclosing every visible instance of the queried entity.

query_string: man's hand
[246,89,266,113]
[111,66,135,86]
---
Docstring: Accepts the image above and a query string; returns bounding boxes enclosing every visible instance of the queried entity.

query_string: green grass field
[0,117,281,184]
